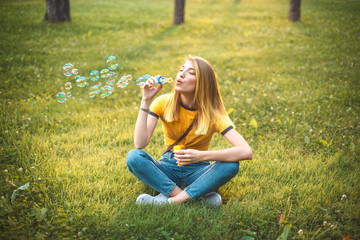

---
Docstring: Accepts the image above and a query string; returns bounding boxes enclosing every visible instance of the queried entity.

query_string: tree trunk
[173,0,185,25]
[44,0,71,21]
[288,0,301,21]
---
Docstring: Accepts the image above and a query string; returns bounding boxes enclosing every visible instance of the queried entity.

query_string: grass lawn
[0,0,359,239]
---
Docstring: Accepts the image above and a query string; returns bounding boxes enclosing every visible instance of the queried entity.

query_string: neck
[180,94,195,109]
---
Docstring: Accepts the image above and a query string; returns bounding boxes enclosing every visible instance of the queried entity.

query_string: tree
[288,0,301,21]
[44,0,71,22]
[173,0,185,25]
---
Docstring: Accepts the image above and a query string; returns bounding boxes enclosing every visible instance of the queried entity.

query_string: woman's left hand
[174,149,205,165]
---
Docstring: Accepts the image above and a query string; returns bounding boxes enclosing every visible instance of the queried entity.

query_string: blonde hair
[163,55,227,135]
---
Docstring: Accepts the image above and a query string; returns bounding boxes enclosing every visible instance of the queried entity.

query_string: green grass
[0,0,359,239]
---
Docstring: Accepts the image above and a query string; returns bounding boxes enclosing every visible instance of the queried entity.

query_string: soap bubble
[108,72,117,81]
[76,76,87,87]
[63,63,74,77]
[89,92,96,98]
[57,92,67,103]
[100,69,110,78]
[107,56,118,70]
[65,82,72,90]
[91,84,101,94]
[101,85,113,97]
[106,72,117,85]
[90,70,100,81]
[72,69,79,75]
[117,75,132,88]
[136,74,151,86]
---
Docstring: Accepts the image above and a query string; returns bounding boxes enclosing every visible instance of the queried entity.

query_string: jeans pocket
[159,152,174,163]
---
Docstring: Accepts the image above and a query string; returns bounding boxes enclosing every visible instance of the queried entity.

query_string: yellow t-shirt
[149,94,234,151]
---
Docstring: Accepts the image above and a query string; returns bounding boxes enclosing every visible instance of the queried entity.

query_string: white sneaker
[202,192,222,207]
[136,193,169,205]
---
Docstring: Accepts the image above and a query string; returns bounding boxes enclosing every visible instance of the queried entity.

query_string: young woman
[126,56,253,206]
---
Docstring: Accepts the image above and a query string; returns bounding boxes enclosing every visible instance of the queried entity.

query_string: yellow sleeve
[215,114,235,135]
[149,94,170,119]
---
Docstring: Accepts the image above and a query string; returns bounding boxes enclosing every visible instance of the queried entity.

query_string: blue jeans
[126,149,239,200]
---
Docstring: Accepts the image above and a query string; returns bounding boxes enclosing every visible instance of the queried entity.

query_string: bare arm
[133,78,163,149]
[174,129,253,165]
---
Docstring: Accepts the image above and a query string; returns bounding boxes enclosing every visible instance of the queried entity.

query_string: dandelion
[298,229,303,235]
[18,168,23,172]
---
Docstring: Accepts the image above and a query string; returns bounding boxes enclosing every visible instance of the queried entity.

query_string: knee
[126,149,145,170]
[223,162,239,178]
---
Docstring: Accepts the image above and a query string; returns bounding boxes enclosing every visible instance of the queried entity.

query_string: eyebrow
[181,65,195,70]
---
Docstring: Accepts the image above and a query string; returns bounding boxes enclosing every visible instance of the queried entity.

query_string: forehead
[182,60,194,69]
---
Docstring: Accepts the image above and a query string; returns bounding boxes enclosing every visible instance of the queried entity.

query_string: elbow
[245,146,253,160]
[134,141,146,149]
[248,149,253,160]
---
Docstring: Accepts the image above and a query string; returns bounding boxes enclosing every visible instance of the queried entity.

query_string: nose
[179,71,185,79]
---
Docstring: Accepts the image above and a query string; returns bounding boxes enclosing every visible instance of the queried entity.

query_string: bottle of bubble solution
[173,145,182,166]
[135,74,173,88]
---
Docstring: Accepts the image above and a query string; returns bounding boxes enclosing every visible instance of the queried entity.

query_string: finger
[155,83,163,91]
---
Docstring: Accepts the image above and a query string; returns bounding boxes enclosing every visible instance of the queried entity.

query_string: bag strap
[163,115,198,155]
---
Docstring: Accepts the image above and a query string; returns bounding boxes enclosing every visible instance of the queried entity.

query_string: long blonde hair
[163,55,227,135]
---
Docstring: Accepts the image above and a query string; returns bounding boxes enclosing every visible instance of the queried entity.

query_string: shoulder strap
[163,115,198,155]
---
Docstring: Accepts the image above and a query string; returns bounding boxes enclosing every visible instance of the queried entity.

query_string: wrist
[140,98,151,108]
[201,151,210,161]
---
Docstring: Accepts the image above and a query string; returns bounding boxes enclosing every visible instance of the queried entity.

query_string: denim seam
[185,188,195,200]
[185,163,217,199]
[184,162,211,184]
[148,157,176,196]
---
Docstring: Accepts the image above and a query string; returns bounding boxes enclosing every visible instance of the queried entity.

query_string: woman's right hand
[142,77,163,101]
